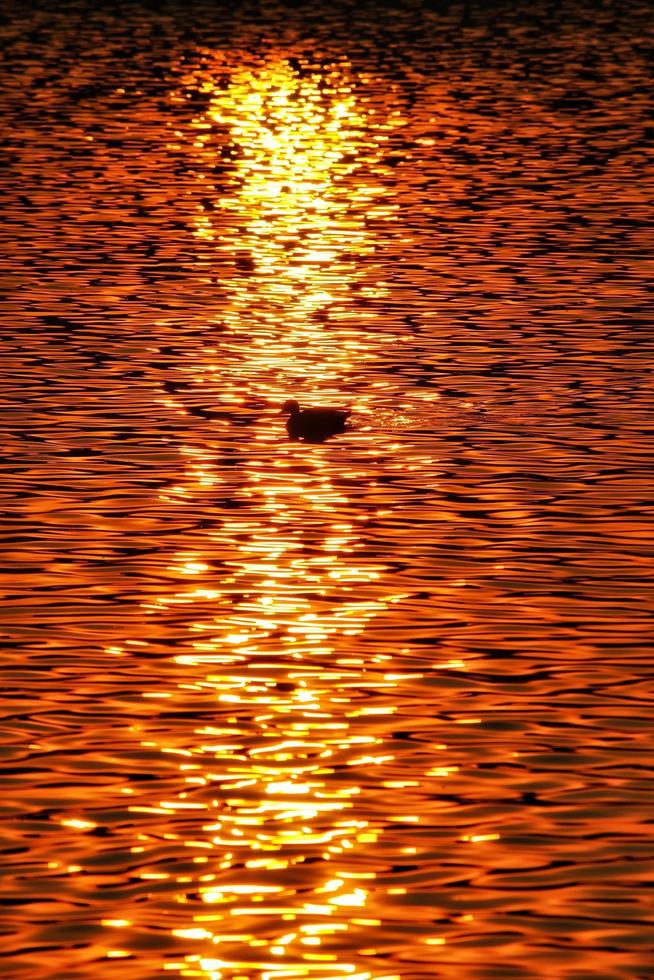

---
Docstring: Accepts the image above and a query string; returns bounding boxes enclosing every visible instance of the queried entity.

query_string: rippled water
[2,1,653,977]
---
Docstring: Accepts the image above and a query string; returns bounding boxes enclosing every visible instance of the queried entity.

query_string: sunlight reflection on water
[138,55,409,979]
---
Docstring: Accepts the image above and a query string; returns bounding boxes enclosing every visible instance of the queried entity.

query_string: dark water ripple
[1,1,653,978]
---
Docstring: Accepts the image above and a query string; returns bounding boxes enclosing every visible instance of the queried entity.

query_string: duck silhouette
[281,399,350,443]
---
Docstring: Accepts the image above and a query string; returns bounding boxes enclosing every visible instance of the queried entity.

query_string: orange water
[1,1,653,978]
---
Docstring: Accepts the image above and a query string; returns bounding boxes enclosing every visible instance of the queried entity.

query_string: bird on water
[281,399,350,443]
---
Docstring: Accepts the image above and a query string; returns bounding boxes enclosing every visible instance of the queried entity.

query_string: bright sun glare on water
[126,52,416,980]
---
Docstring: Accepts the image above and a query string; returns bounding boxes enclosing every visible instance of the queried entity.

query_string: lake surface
[1,1,653,977]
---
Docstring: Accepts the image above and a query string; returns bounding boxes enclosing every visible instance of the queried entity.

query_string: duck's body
[281,399,350,443]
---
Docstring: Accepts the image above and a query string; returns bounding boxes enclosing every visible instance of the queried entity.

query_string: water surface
[1,1,653,978]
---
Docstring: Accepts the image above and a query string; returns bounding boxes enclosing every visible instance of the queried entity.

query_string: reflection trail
[120,53,411,979]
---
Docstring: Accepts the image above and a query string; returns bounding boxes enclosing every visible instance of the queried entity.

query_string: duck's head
[281,399,301,416]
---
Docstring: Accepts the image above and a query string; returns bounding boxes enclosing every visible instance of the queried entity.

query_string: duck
[281,399,350,443]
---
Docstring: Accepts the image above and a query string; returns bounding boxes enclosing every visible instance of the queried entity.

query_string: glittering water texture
[1,1,653,978]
